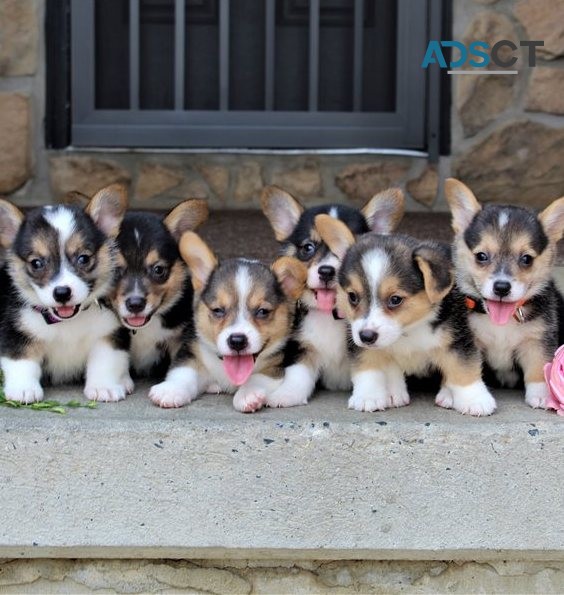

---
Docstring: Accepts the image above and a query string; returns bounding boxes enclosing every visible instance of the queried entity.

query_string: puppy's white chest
[21,306,120,382]
[469,314,537,372]
[301,310,351,390]
[390,322,442,375]
[130,317,178,373]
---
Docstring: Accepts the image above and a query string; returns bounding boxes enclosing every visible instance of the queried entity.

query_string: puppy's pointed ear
[179,231,218,293]
[444,178,481,234]
[362,187,405,234]
[85,184,128,237]
[260,185,304,241]
[0,198,24,249]
[314,214,355,260]
[414,244,454,304]
[271,256,307,300]
[164,199,209,241]
[539,196,564,244]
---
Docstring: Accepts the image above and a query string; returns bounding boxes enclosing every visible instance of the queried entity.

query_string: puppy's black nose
[53,285,72,304]
[359,329,378,345]
[228,333,248,352]
[493,280,511,297]
[318,265,336,283]
[125,296,147,313]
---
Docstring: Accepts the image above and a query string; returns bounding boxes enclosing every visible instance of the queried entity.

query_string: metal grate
[71,0,437,150]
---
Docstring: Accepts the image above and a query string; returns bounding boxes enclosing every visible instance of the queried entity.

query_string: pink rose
[544,345,564,416]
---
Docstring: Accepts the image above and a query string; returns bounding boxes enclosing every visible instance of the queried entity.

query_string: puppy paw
[4,382,44,404]
[389,390,410,408]
[204,382,223,394]
[267,387,309,409]
[435,386,453,409]
[84,384,129,402]
[122,375,135,395]
[448,382,497,416]
[348,391,391,412]
[525,382,549,409]
[149,381,196,408]
[233,388,267,413]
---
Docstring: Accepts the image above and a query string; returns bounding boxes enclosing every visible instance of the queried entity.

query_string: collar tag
[514,306,526,324]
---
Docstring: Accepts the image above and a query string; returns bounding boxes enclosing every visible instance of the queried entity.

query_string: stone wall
[1,0,563,211]
[450,0,564,209]
[1,558,564,594]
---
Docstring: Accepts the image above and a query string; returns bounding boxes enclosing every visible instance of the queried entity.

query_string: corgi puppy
[315,214,497,416]
[111,199,208,377]
[0,185,132,403]
[260,185,404,407]
[149,232,307,412]
[445,178,564,409]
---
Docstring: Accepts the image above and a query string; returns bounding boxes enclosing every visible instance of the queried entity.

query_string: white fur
[439,380,497,416]
[19,306,123,384]
[469,313,548,405]
[84,340,133,402]
[233,373,281,412]
[149,365,201,408]
[43,206,76,244]
[217,267,262,356]
[525,381,549,409]
[481,275,527,303]
[267,362,317,408]
[306,252,340,292]
[349,369,390,411]
[0,358,43,403]
[498,210,509,229]
[129,316,180,374]
[329,207,338,218]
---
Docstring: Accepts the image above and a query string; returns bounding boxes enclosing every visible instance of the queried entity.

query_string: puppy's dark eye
[519,254,534,267]
[255,308,271,319]
[298,241,316,261]
[29,258,45,271]
[388,295,403,309]
[348,291,359,306]
[76,254,91,268]
[211,307,226,318]
[475,252,489,264]
[151,264,168,280]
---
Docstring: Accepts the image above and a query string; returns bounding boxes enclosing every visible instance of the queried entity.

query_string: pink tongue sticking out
[486,300,518,325]
[54,305,76,319]
[316,289,336,313]
[223,354,255,386]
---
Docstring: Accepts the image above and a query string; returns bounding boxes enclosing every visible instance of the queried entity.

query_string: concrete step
[1,384,563,561]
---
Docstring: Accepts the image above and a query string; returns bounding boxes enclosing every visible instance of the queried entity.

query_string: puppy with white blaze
[261,185,405,407]
[315,214,497,416]
[149,232,307,412]
[445,178,564,409]
[0,185,132,403]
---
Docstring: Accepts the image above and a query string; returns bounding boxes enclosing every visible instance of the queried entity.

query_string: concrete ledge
[1,385,563,560]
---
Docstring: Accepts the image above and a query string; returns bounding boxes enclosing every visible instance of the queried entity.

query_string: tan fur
[314,214,356,260]
[352,348,395,373]
[435,349,482,387]
[85,184,128,237]
[260,186,304,241]
[338,273,367,318]
[414,254,453,304]
[179,232,218,293]
[0,198,24,249]
[271,256,308,300]
[361,188,405,233]
[444,178,481,234]
[164,199,209,241]
[539,196,564,244]
[387,288,434,327]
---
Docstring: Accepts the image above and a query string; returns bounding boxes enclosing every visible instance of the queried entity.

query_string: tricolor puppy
[260,185,404,406]
[111,199,208,377]
[0,185,132,403]
[149,232,307,412]
[315,214,497,416]
[445,178,564,409]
